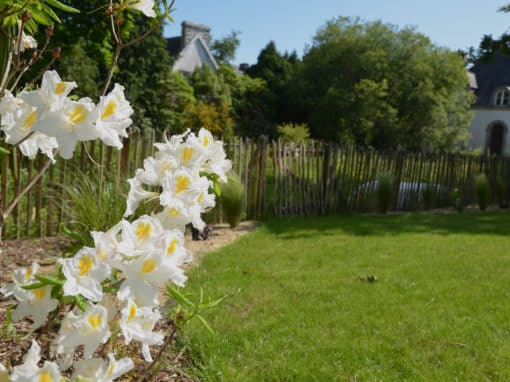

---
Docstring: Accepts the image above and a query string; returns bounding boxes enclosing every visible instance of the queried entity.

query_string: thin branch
[0,51,12,95]
[11,131,35,148]
[15,21,25,70]
[122,14,166,49]
[9,36,51,92]
[102,44,122,96]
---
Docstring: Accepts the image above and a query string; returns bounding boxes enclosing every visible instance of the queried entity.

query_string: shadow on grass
[262,211,510,239]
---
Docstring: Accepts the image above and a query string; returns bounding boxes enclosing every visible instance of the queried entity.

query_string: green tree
[163,71,196,134]
[211,30,241,65]
[217,65,273,137]
[247,41,302,126]
[115,21,174,131]
[297,17,474,151]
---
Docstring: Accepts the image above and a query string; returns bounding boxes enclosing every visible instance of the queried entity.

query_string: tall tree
[297,17,474,152]
[211,30,241,65]
[247,41,302,129]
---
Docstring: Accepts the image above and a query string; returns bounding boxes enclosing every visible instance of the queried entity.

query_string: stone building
[166,21,219,75]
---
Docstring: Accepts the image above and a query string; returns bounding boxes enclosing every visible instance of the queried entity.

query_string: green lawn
[183,213,510,381]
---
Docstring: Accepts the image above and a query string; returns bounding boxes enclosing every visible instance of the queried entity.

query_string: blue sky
[163,0,510,65]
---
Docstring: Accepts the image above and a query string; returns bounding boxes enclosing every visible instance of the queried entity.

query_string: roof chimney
[181,21,212,48]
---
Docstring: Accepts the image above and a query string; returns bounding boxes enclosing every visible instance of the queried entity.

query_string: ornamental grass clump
[376,173,394,213]
[475,173,491,211]
[221,174,245,227]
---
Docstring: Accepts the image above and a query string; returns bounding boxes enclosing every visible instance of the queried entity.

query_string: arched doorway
[487,122,507,155]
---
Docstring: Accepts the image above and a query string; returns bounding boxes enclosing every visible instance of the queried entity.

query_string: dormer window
[494,88,510,106]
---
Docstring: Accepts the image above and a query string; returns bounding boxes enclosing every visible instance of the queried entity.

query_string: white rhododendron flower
[117,278,159,307]
[120,300,163,362]
[117,215,164,256]
[14,32,37,53]
[35,98,98,159]
[154,203,196,231]
[127,0,156,17]
[9,340,61,382]
[0,70,134,161]
[124,178,158,217]
[91,224,123,269]
[9,340,40,379]
[39,70,78,110]
[95,83,133,149]
[73,353,134,382]
[0,262,40,297]
[11,285,58,329]
[62,247,110,302]
[18,132,59,163]
[135,156,178,186]
[0,127,231,378]
[56,304,111,360]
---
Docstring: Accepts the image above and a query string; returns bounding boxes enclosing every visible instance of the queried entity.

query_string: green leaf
[166,286,194,308]
[199,294,228,310]
[44,0,80,13]
[29,8,53,26]
[196,314,215,335]
[34,274,64,286]
[61,295,75,304]
[21,282,46,290]
[0,147,10,155]
[214,181,222,197]
[75,295,87,311]
[41,5,62,23]
[50,284,62,299]
[102,285,119,293]
[61,224,88,243]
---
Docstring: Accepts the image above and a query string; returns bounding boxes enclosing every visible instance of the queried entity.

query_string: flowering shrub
[0,0,231,380]
[0,108,231,380]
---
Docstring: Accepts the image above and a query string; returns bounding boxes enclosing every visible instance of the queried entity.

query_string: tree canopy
[295,17,474,152]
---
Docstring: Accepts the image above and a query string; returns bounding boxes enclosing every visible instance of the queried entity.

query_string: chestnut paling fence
[1,132,510,239]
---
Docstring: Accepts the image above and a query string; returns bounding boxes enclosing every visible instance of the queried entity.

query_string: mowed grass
[183,213,510,381]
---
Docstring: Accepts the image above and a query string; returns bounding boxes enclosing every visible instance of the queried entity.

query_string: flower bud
[22,10,31,22]
[106,4,113,14]
[46,25,55,38]
[52,46,61,59]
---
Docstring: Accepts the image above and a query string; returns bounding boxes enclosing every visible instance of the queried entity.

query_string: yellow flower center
[55,82,67,95]
[32,288,46,300]
[142,259,157,274]
[87,314,102,329]
[22,111,37,130]
[198,192,204,204]
[181,147,193,163]
[167,239,178,255]
[159,161,173,177]
[25,268,33,282]
[203,136,210,147]
[105,363,116,378]
[39,370,53,382]
[128,303,137,321]
[136,222,152,241]
[68,105,87,125]
[101,99,118,120]
[175,175,190,194]
[97,249,107,261]
[78,256,94,276]
[169,207,180,216]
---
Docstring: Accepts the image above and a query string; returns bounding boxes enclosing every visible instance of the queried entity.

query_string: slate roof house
[467,53,510,155]
[166,21,219,75]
